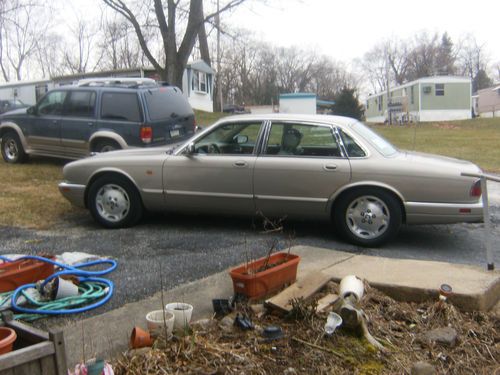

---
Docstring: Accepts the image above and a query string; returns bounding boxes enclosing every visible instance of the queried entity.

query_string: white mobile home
[279,93,317,114]
[0,80,54,106]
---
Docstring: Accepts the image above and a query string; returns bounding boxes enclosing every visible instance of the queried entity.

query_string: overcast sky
[227,0,500,65]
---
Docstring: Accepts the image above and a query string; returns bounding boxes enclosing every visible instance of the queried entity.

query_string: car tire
[94,140,120,153]
[88,174,143,228]
[1,131,27,163]
[333,188,402,247]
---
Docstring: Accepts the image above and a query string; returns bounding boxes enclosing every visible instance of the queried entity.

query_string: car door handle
[324,164,337,171]
[88,122,94,126]
[234,161,248,167]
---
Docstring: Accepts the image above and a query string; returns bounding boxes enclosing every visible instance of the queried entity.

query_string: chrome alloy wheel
[95,184,130,223]
[4,138,19,161]
[346,195,390,240]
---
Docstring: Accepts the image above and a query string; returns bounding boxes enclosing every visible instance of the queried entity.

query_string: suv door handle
[324,164,337,171]
[234,161,248,167]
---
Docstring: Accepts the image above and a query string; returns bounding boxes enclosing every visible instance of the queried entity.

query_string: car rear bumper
[405,201,483,224]
[58,182,86,208]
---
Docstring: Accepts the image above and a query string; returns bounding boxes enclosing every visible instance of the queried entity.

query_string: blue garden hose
[0,255,117,316]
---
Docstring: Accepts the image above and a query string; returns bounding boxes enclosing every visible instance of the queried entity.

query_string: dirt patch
[432,122,460,130]
[113,284,499,374]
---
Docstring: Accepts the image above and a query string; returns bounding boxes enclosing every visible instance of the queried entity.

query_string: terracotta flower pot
[0,327,17,355]
[129,326,153,349]
[229,252,300,300]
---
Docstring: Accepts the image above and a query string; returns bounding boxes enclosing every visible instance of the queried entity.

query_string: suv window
[65,91,96,118]
[266,123,341,157]
[38,91,68,115]
[144,87,193,121]
[101,92,141,122]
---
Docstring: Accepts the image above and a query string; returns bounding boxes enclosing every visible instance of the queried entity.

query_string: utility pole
[386,53,391,125]
[216,0,223,112]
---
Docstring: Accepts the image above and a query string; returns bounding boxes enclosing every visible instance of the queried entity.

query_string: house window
[411,86,414,104]
[435,84,445,96]
[192,71,209,94]
[378,96,383,111]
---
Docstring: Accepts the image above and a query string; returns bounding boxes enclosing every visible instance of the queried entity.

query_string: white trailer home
[0,80,54,106]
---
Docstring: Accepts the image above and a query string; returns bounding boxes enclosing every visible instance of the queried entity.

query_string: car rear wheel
[334,188,402,247]
[95,140,120,153]
[1,131,27,163]
[88,175,143,228]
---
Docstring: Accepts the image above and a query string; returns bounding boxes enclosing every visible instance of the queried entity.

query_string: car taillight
[470,179,482,197]
[140,126,152,144]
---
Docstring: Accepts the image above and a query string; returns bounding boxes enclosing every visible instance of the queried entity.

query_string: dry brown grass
[0,157,83,229]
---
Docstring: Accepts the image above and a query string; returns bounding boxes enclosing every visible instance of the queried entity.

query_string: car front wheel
[88,175,143,228]
[1,131,27,163]
[334,188,402,247]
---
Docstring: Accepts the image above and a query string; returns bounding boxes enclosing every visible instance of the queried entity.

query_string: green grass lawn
[370,117,500,173]
[0,114,498,229]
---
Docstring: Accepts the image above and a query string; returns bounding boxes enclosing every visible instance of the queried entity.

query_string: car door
[27,90,67,154]
[254,121,352,218]
[60,90,97,158]
[163,121,264,214]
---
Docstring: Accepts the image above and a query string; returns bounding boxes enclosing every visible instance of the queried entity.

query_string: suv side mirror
[27,106,37,115]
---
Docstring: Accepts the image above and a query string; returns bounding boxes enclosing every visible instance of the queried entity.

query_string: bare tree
[103,0,247,88]
[458,34,491,91]
[0,0,50,81]
[62,17,104,74]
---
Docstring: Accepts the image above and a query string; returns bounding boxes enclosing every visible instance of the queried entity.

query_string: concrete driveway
[0,182,498,316]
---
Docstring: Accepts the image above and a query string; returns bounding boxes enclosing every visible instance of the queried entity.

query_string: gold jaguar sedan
[58,114,483,247]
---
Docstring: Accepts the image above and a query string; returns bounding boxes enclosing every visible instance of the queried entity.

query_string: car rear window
[101,92,142,122]
[350,121,397,157]
[143,87,193,121]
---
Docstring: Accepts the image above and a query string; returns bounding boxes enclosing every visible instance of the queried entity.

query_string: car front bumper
[405,201,483,224]
[58,182,86,208]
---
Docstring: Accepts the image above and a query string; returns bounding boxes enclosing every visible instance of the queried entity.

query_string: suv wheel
[88,175,143,228]
[1,131,27,163]
[95,140,120,153]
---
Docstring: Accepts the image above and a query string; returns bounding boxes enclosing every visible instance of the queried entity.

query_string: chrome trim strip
[405,201,483,209]
[255,194,328,203]
[142,188,163,194]
[166,190,253,199]
[58,182,86,191]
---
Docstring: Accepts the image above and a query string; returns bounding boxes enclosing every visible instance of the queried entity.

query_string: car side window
[38,91,68,116]
[339,130,366,157]
[65,91,96,118]
[265,123,341,157]
[101,92,142,122]
[192,122,262,155]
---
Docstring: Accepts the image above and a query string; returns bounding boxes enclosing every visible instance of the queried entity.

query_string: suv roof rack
[77,77,158,87]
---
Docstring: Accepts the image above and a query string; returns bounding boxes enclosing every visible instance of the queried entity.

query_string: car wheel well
[84,171,142,208]
[332,186,406,224]
[90,138,120,152]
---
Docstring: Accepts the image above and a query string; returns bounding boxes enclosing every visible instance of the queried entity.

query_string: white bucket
[54,277,79,300]
[146,310,175,338]
[339,275,364,301]
[165,302,193,331]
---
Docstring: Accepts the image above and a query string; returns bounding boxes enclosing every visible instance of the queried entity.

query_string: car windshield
[350,121,398,157]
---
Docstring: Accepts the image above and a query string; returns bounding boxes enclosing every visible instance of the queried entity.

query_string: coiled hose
[0,255,117,319]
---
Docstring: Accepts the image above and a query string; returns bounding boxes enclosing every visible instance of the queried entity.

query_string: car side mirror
[27,106,37,115]
[235,135,248,144]
[185,142,196,155]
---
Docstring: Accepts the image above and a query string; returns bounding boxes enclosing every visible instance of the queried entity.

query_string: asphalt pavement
[0,182,499,318]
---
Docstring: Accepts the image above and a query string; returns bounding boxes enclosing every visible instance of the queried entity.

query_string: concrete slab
[56,246,499,367]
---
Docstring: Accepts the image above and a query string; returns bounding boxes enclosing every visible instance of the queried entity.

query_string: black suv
[0,78,195,163]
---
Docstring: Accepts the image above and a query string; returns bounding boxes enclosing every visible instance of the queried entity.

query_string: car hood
[398,150,482,174]
[90,143,183,159]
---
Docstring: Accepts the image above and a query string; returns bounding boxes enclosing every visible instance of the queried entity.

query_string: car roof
[218,113,359,127]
